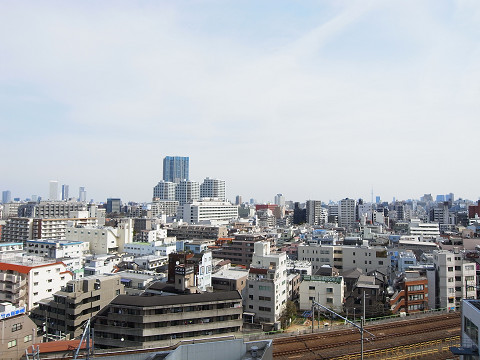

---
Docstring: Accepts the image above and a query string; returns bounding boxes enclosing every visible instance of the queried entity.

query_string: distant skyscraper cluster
[153,156,226,206]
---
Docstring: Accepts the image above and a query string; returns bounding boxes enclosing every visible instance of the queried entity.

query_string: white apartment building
[299,275,344,312]
[84,254,127,276]
[124,239,177,257]
[153,180,177,200]
[175,180,200,206]
[0,242,23,253]
[298,244,390,275]
[243,242,288,326]
[25,239,89,258]
[179,200,239,225]
[1,216,98,242]
[21,201,88,218]
[66,219,133,254]
[149,200,179,217]
[409,219,440,239]
[200,177,226,201]
[1,202,23,219]
[0,254,72,310]
[338,198,356,228]
[195,251,213,292]
[429,249,477,311]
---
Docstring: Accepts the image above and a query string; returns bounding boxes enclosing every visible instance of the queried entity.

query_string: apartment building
[25,239,89,258]
[243,242,287,327]
[18,201,87,218]
[30,275,124,340]
[298,244,390,275]
[0,254,72,310]
[153,180,177,200]
[178,199,238,225]
[65,219,133,254]
[175,180,200,206]
[0,242,23,254]
[149,199,179,217]
[200,177,226,201]
[390,271,429,314]
[93,291,243,349]
[408,219,440,239]
[212,234,276,266]
[306,200,325,226]
[338,198,356,228]
[428,249,477,311]
[167,224,228,240]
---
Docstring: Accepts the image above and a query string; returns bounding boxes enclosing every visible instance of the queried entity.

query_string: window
[448,267,454,272]
[465,316,478,344]
[12,323,22,332]
[326,298,333,303]
[8,340,16,348]
[407,285,424,291]
[24,334,33,342]
[309,286,315,290]
[326,288,333,293]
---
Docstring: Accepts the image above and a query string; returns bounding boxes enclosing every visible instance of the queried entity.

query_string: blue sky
[1,0,479,203]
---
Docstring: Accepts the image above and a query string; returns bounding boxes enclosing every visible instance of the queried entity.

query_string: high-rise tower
[200,177,226,201]
[49,181,59,201]
[163,156,189,183]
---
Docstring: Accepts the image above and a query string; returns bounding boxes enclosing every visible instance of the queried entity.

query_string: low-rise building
[299,275,344,312]
[0,302,39,359]
[390,271,429,314]
[93,291,243,349]
[212,266,248,292]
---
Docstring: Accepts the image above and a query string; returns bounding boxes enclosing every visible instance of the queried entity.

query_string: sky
[1,0,480,204]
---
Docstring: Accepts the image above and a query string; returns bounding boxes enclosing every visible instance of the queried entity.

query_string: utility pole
[361,291,366,360]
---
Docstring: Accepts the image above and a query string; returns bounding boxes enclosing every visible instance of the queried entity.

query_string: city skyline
[1,1,480,203]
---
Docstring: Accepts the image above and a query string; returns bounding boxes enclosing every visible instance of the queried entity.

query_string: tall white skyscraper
[49,181,59,201]
[200,177,226,201]
[79,187,87,202]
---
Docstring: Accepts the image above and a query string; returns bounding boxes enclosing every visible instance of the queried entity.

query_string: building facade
[163,156,189,183]
[31,275,124,340]
[200,178,226,201]
[93,291,242,349]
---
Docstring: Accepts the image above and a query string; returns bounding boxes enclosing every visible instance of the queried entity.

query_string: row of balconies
[0,280,27,292]
[106,307,241,323]
[0,273,24,283]
[94,319,241,337]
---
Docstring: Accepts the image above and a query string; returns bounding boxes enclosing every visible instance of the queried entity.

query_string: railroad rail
[273,312,461,359]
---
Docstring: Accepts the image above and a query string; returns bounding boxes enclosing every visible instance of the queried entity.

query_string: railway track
[273,312,461,359]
